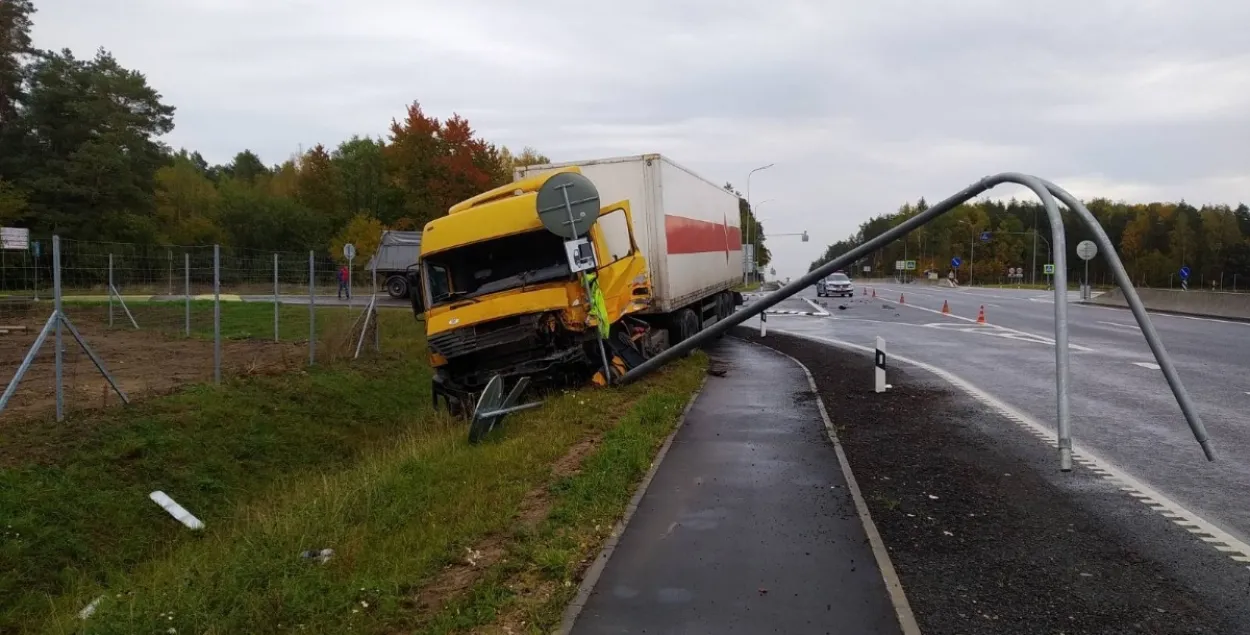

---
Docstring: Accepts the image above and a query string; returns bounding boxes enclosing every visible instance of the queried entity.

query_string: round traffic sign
[951,256,962,268]
[536,171,600,239]
[1180,265,1191,279]
[1076,240,1097,261]
[343,243,357,261]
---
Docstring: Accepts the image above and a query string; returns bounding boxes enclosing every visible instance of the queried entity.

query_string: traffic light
[801,231,809,242]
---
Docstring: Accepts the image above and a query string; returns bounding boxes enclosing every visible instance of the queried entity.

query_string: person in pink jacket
[337,265,350,300]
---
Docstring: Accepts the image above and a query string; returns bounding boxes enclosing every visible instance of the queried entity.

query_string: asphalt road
[743,282,1250,555]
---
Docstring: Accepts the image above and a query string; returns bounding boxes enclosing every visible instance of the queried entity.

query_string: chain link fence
[1,237,398,423]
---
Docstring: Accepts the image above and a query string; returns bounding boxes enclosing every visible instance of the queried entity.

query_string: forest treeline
[811,197,1250,289]
[0,1,770,267]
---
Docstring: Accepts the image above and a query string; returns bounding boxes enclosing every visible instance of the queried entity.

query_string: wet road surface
[569,339,905,634]
[742,282,1250,556]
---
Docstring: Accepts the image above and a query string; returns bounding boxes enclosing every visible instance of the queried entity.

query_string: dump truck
[406,153,744,412]
[366,230,423,299]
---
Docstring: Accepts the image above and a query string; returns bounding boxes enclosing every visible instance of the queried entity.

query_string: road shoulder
[737,327,1250,635]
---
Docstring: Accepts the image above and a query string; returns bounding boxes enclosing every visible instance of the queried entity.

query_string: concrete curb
[555,375,709,635]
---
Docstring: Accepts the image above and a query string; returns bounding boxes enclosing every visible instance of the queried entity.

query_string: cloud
[29,0,1250,279]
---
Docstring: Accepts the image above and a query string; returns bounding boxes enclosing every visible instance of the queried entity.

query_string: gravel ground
[734,328,1245,635]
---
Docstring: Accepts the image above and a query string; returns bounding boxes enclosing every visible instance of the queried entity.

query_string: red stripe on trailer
[665,215,742,255]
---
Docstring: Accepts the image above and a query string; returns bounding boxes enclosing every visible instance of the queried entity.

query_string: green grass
[0,298,707,634]
[0,308,426,632]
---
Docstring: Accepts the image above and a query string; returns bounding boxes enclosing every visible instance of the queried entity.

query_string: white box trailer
[515,154,743,314]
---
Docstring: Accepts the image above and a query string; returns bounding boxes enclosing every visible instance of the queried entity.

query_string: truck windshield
[423,230,572,306]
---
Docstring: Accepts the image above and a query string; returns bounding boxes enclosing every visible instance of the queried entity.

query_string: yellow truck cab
[408,167,653,411]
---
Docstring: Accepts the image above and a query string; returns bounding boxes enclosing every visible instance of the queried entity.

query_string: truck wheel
[669,308,700,346]
[386,275,409,299]
[714,293,732,339]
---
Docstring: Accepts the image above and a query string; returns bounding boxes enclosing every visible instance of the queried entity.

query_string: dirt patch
[736,328,1237,635]
[471,571,558,635]
[0,305,304,424]
[409,433,606,621]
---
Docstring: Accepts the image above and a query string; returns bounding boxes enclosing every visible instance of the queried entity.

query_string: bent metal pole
[1042,179,1215,462]
[621,176,996,382]
[620,172,1216,470]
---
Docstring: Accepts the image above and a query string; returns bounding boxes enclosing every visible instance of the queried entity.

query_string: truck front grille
[429,314,543,359]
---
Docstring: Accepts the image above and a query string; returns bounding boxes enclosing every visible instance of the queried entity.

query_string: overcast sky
[31,0,1250,278]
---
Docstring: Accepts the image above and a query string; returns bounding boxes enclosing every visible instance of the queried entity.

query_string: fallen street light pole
[619,172,1216,471]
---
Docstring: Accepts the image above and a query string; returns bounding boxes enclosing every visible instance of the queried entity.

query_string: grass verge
[6,305,705,634]
[0,308,426,632]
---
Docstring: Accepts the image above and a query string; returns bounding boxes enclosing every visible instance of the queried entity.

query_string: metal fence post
[53,236,64,422]
[184,253,190,337]
[213,245,221,385]
[273,253,279,343]
[373,266,380,352]
[108,253,114,327]
[309,251,316,366]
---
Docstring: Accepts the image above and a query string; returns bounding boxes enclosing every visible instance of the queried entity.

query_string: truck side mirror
[406,270,425,319]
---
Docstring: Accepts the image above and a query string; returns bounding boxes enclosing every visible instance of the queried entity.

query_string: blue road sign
[980,231,992,242]
[1180,265,1191,279]
[951,256,962,268]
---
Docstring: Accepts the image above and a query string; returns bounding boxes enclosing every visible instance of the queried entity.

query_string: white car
[817,273,854,298]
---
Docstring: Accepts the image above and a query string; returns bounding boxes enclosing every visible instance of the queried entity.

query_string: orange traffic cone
[941,300,951,314]
[871,288,877,298]
[899,293,905,304]
[976,305,986,324]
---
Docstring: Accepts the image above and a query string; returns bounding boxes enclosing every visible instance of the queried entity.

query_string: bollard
[874,336,887,393]
[759,311,767,337]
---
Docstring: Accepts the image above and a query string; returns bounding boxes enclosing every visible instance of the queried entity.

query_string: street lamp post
[747,200,774,283]
[745,163,774,283]
[959,220,980,286]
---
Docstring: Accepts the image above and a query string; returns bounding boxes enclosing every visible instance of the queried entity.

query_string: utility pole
[1031,209,1038,286]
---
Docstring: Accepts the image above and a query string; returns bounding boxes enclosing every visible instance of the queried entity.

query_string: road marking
[801,297,831,316]
[768,328,1250,569]
[1080,302,1250,328]
[750,342,922,635]
[886,295,1096,351]
[1133,362,1162,370]
[1097,321,1140,331]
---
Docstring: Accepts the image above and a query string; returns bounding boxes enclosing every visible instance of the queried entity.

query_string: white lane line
[1133,362,1162,370]
[768,328,1250,568]
[1079,302,1250,328]
[802,297,832,316]
[893,300,1097,352]
[1097,321,1140,331]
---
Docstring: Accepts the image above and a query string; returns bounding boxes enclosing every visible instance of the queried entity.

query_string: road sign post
[343,243,357,309]
[1076,240,1097,299]
[1180,265,1190,292]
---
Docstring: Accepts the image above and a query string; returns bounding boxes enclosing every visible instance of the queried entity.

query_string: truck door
[591,201,650,321]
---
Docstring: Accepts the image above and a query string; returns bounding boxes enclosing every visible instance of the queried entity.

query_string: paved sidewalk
[568,338,906,634]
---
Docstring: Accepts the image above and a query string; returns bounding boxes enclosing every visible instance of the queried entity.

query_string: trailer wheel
[386,275,409,299]
[714,293,732,339]
[668,308,700,349]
